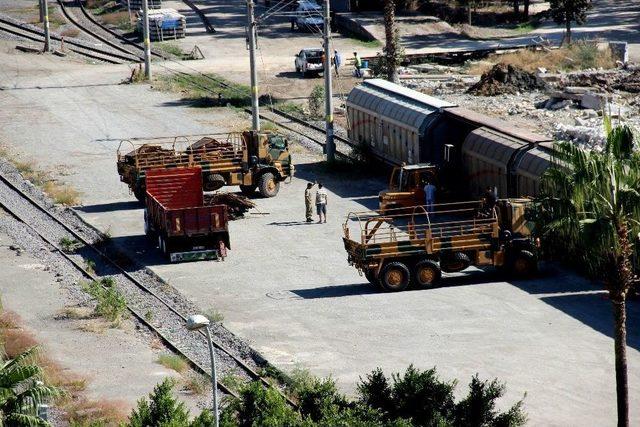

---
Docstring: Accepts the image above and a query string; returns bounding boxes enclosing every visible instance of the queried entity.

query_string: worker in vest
[353,52,362,78]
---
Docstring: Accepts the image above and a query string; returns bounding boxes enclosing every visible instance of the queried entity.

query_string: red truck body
[144,167,230,262]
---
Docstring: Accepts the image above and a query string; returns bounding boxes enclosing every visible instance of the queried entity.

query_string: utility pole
[247,0,260,131]
[142,0,151,79]
[42,0,50,52]
[323,0,335,162]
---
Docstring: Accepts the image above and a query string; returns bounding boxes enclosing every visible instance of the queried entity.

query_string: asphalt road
[0,44,638,425]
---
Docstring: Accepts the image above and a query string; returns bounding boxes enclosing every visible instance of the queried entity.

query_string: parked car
[292,1,323,32]
[295,48,324,77]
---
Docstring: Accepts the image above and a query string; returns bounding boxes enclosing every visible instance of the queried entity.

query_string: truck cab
[378,163,438,212]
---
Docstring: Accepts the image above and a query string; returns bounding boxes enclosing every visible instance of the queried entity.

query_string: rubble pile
[204,193,255,219]
[467,63,547,96]
[560,69,640,93]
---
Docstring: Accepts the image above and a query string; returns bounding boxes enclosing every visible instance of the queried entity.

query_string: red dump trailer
[144,167,230,262]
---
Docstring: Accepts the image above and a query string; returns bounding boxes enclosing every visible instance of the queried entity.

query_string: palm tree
[535,123,640,427]
[383,0,400,83]
[0,346,60,426]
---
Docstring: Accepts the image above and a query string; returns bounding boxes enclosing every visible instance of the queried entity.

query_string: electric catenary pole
[247,0,260,131]
[323,0,335,162]
[42,0,51,52]
[142,0,151,79]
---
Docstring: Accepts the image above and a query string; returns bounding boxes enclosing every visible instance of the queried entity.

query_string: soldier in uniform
[305,182,315,222]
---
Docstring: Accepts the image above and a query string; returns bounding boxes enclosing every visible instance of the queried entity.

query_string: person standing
[333,49,342,77]
[316,182,328,223]
[483,185,497,213]
[305,182,315,223]
[424,180,436,214]
[353,52,362,78]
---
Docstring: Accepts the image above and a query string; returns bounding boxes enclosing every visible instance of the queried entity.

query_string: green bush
[222,365,526,427]
[308,85,325,119]
[83,278,127,322]
[128,379,190,427]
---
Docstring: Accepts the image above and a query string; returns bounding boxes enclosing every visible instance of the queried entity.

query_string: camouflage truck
[117,131,293,201]
[343,199,538,292]
[378,163,438,213]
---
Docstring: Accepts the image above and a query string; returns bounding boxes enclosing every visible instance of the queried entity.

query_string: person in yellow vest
[353,52,362,78]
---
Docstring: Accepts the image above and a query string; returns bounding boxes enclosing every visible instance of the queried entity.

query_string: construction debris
[467,63,547,96]
[204,193,255,219]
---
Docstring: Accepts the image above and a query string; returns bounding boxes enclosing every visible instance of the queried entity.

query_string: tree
[128,378,190,427]
[0,346,60,426]
[534,123,640,427]
[383,0,401,83]
[549,0,592,44]
[523,0,531,20]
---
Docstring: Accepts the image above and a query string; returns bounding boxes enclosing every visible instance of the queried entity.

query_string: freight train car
[346,79,554,197]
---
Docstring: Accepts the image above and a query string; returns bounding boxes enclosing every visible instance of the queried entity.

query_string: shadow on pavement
[77,200,142,213]
[268,221,316,226]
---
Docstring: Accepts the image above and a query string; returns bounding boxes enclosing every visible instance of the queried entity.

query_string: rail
[0,170,298,408]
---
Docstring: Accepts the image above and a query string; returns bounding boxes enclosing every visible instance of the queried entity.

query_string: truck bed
[146,167,230,262]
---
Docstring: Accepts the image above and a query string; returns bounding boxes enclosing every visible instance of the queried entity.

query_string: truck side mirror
[250,155,258,166]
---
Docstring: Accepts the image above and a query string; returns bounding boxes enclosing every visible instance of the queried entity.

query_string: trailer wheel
[258,172,280,198]
[380,262,410,292]
[510,250,537,278]
[240,185,257,196]
[158,235,169,258]
[143,209,154,238]
[414,259,441,287]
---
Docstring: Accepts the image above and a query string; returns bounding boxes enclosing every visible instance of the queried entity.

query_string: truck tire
[364,270,379,288]
[440,252,470,273]
[258,172,280,198]
[158,235,169,258]
[240,185,257,196]
[134,186,146,203]
[380,262,410,292]
[510,250,537,277]
[208,174,226,191]
[414,259,441,287]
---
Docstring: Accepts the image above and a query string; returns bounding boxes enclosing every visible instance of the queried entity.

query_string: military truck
[343,199,538,292]
[117,131,293,201]
[378,163,439,213]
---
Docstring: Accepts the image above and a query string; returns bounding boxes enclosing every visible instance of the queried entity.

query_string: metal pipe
[42,0,50,52]
[323,0,334,162]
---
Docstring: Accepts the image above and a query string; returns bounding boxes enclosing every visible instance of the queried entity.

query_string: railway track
[0,17,130,64]
[55,0,141,62]
[0,170,297,407]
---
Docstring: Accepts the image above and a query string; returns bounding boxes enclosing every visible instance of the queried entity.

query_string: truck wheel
[510,250,537,277]
[414,259,441,287]
[380,262,410,292]
[240,185,257,196]
[134,186,146,203]
[364,270,379,288]
[208,174,226,191]
[158,235,169,258]
[143,209,154,238]
[258,172,280,198]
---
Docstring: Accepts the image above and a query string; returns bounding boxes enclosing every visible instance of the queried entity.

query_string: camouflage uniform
[305,188,313,221]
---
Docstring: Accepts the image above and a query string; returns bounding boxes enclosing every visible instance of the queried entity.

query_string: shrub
[83,278,127,322]
[308,85,325,119]
[221,381,300,427]
[128,378,190,427]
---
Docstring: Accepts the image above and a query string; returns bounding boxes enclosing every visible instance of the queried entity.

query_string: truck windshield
[269,135,287,150]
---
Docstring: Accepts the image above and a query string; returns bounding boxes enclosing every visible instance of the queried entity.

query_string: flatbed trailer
[145,167,230,263]
[343,199,538,292]
[117,131,293,201]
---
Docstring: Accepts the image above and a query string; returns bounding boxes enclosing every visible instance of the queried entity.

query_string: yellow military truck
[343,199,538,292]
[378,163,439,213]
[117,131,293,201]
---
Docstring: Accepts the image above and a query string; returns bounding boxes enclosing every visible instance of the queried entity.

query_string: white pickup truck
[294,48,324,77]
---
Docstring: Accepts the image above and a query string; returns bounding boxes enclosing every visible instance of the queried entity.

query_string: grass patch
[66,398,129,426]
[183,374,208,395]
[153,42,187,58]
[82,278,128,323]
[100,11,133,32]
[43,181,80,206]
[348,37,382,48]
[220,371,244,391]
[155,73,251,108]
[468,41,616,74]
[274,101,305,118]
[57,306,93,320]
[60,27,80,38]
[157,354,189,373]
[204,308,224,323]
[60,236,79,253]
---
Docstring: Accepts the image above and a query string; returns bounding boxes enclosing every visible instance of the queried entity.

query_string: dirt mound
[468,63,547,96]
[562,70,640,93]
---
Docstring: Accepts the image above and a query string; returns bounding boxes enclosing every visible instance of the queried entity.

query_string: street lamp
[186,314,218,427]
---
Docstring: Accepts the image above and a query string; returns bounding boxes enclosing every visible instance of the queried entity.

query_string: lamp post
[186,314,218,427]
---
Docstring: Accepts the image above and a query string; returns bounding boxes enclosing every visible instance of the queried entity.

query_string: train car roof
[443,107,552,144]
[347,79,456,131]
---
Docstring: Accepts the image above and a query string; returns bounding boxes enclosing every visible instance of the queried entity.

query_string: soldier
[423,180,436,213]
[305,182,315,223]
